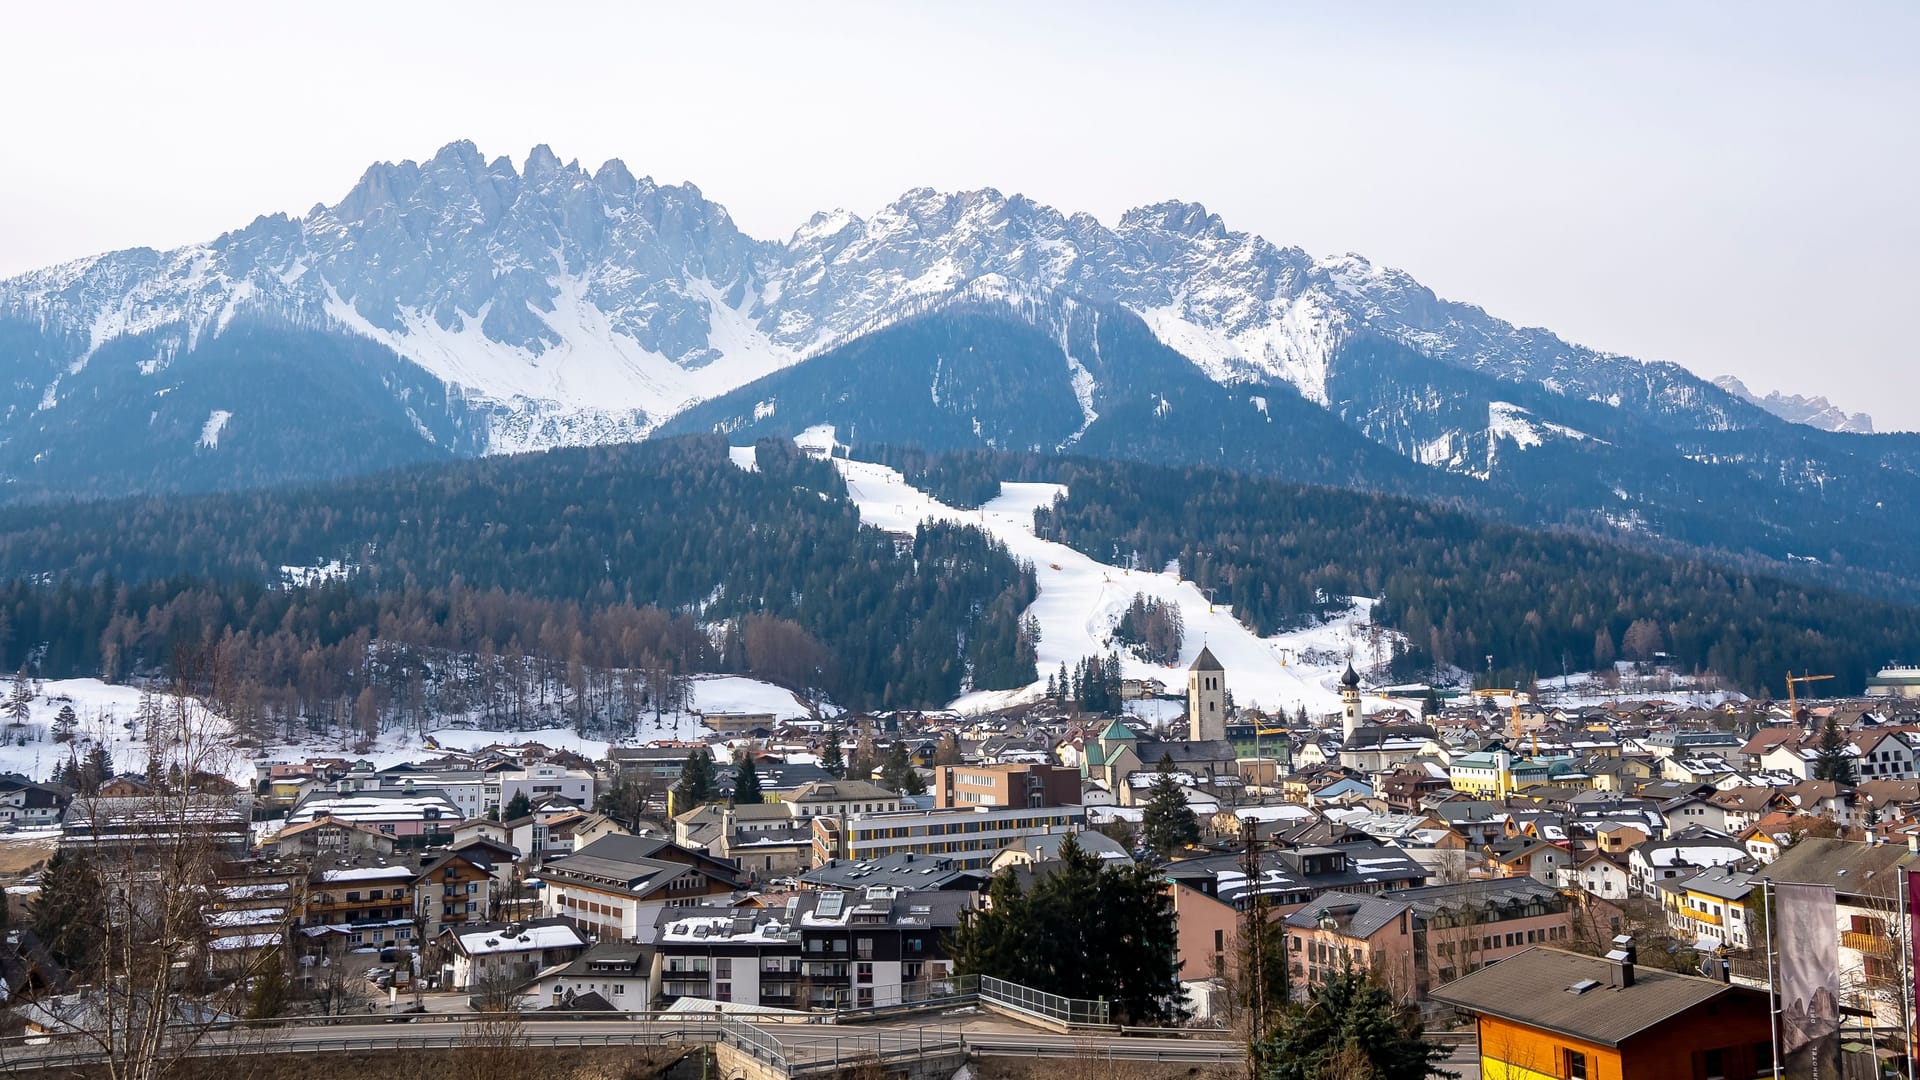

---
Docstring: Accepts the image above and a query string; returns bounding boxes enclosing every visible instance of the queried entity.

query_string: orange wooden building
[1432,945,1773,1080]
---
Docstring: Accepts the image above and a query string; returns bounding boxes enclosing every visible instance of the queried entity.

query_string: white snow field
[0,673,822,786]
[818,446,1416,717]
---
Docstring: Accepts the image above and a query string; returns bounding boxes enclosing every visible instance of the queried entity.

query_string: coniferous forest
[1030,457,1920,694]
[0,437,1037,725]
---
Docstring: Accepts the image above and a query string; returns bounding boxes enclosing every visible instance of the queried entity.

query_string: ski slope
[823,451,1414,717]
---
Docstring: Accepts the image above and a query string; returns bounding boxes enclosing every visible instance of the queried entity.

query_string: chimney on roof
[1606,934,1637,988]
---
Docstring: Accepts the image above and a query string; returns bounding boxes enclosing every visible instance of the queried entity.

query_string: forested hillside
[0,437,1037,718]
[1029,458,1920,694]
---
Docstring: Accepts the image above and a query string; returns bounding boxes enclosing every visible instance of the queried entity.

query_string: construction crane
[1786,672,1835,724]
[1472,688,1529,743]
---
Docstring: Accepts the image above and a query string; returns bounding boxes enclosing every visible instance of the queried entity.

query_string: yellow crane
[1786,672,1835,723]
[1472,688,1528,743]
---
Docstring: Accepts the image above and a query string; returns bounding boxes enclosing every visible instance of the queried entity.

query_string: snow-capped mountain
[1712,375,1874,434]
[1,140,1764,458]
[2,141,1916,590]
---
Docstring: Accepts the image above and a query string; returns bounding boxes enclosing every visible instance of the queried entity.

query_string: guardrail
[980,975,1111,1027]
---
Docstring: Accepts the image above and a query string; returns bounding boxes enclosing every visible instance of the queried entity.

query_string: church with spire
[1080,647,1241,806]
[1335,659,1441,773]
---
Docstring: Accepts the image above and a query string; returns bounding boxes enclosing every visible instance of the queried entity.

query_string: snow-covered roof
[456,924,585,956]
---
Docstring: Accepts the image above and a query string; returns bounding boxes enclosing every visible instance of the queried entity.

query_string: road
[0,1016,1248,1072]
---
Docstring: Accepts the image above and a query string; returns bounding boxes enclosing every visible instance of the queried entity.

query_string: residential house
[285,789,460,841]
[1760,836,1920,1030]
[784,780,901,820]
[438,918,588,993]
[1656,864,1756,951]
[1627,827,1749,896]
[538,835,744,942]
[1288,877,1573,1002]
[0,775,68,826]
[1559,851,1632,902]
[414,848,496,940]
[1432,946,1773,1080]
[523,941,653,1010]
[262,816,397,860]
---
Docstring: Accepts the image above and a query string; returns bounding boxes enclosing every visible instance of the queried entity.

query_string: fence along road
[0,1016,1244,1072]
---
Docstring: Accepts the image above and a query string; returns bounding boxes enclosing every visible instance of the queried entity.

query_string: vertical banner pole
[1766,879,1783,1080]
[1905,867,1917,1080]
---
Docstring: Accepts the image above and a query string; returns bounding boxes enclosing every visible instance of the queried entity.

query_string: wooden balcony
[1841,930,1895,957]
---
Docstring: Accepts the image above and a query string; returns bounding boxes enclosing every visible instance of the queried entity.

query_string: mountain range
[2,140,1916,595]
[1711,375,1874,434]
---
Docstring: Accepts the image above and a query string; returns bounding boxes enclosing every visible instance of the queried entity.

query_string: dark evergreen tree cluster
[1256,966,1451,1080]
[1032,458,1920,694]
[879,741,926,795]
[1113,592,1184,665]
[950,834,1185,1025]
[1139,754,1200,859]
[1066,653,1124,713]
[0,436,1038,715]
[1813,716,1858,784]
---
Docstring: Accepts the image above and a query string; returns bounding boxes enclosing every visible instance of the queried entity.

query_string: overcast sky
[4,2,1914,428]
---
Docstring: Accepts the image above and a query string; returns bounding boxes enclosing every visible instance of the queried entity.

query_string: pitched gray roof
[1282,890,1408,939]
[1429,947,1763,1047]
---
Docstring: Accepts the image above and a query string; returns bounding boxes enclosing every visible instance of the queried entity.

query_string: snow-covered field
[823,449,1416,717]
[0,678,232,785]
[0,673,820,785]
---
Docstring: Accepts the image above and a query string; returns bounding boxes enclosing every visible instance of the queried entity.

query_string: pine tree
[952,834,1186,1025]
[52,704,77,742]
[820,731,846,778]
[31,848,102,971]
[1140,753,1200,859]
[503,791,533,820]
[880,742,924,795]
[7,670,31,725]
[675,748,717,808]
[1256,965,1449,1080]
[733,753,764,805]
[84,744,113,790]
[1814,716,1857,785]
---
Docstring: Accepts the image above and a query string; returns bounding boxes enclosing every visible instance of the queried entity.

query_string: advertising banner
[1776,882,1839,1071]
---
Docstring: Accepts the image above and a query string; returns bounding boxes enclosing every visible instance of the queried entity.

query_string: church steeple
[1187,647,1227,742]
[1340,661,1364,741]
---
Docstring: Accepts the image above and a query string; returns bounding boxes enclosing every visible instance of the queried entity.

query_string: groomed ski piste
[785,426,1421,719]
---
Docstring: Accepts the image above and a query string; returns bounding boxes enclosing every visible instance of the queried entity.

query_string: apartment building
[932,762,1080,809]
[538,835,743,942]
[809,804,1085,870]
[654,887,967,1009]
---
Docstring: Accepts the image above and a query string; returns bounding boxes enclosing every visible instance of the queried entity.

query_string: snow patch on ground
[727,445,759,472]
[197,410,232,449]
[828,456,1413,717]
[281,561,354,587]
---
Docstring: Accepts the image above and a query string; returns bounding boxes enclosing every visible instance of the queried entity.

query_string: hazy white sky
[3,2,1914,427]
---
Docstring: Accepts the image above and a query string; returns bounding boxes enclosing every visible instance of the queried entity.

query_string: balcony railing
[1842,931,1895,957]
[1685,907,1723,926]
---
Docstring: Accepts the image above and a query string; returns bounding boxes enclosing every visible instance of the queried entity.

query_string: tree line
[1030,457,1920,694]
[0,436,1038,720]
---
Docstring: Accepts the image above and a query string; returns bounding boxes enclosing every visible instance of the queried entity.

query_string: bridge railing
[980,975,1110,1027]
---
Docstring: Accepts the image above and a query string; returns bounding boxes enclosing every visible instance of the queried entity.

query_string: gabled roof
[1430,947,1762,1047]
[1282,890,1407,939]
[1760,836,1920,895]
[1190,647,1224,673]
